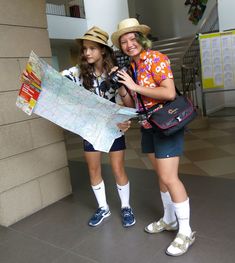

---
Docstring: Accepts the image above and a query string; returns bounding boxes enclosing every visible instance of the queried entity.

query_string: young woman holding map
[61,26,136,228]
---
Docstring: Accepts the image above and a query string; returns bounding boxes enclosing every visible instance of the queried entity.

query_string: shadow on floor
[0,161,235,263]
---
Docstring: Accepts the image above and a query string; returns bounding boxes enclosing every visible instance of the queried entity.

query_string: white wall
[84,0,129,45]
[127,0,136,18]
[47,14,87,39]
[134,0,174,39]
[218,0,235,31]
[172,0,217,37]
[218,0,235,107]
[51,45,72,71]
[134,0,217,39]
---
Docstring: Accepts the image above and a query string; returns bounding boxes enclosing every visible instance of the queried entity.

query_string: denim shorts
[83,135,126,152]
[141,128,184,158]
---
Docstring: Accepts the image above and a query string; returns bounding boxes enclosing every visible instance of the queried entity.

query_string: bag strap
[132,64,150,116]
[133,62,181,115]
[137,93,148,114]
[137,85,181,114]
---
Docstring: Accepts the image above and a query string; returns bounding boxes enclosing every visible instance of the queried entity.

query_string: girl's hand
[117,120,131,132]
[117,69,138,91]
[109,66,119,75]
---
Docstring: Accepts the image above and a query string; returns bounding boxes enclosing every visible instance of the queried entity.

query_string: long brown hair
[79,42,117,90]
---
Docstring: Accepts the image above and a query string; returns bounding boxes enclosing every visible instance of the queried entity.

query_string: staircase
[152,2,219,113]
[152,35,194,92]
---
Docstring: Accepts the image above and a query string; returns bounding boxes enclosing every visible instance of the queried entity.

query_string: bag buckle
[176,116,182,122]
[137,112,147,121]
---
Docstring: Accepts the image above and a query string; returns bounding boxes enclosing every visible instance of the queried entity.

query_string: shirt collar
[131,49,149,68]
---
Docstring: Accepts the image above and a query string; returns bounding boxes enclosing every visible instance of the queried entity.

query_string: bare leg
[109,150,128,186]
[84,151,102,186]
[153,156,187,203]
[147,153,193,255]
[109,150,136,227]
[84,151,108,209]
[109,150,129,208]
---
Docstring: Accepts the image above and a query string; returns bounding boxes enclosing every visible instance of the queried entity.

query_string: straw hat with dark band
[76,26,110,47]
[111,18,151,49]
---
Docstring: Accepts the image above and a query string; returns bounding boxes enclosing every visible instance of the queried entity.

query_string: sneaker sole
[123,218,136,228]
[88,211,111,227]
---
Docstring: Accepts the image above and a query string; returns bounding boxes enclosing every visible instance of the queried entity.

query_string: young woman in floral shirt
[111,18,195,257]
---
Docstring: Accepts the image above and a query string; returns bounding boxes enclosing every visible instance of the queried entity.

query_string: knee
[88,164,98,172]
[87,164,100,177]
[160,176,178,188]
[112,166,124,177]
[112,163,125,177]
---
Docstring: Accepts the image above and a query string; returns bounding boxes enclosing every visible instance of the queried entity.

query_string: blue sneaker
[88,207,111,227]
[121,207,136,227]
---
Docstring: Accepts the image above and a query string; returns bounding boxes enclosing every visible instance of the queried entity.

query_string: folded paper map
[16,51,137,152]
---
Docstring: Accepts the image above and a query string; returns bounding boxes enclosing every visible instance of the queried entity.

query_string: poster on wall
[199,30,235,89]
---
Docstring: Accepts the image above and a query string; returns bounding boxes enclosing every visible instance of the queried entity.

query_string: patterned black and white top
[61,66,118,103]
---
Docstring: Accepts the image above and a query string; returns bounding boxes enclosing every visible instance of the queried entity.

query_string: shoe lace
[122,208,132,218]
[93,207,106,218]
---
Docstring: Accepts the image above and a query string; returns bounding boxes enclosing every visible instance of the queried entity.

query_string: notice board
[199,30,235,89]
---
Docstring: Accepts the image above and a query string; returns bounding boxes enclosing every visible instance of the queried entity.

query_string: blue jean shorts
[83,135,126,152]
[141,128,184,158]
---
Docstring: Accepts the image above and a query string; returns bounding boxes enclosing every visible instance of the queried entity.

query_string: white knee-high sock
[91,181,108,210]
[117,182,130,208]
[173,198,192,236]
[161,191,177,224]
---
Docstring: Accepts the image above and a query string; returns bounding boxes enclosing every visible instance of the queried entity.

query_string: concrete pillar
[0,0,72,226]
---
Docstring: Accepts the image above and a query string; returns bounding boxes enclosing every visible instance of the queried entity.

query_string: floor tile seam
[7,226,68,252]
[193,128,233,133]
[69,155,234,178]
[52,250,99,263]
[66,144,84,150]
[10,201,67,231]
[184,141,215,148]
[70,160,226,179]
[184,169,235,179]
[182,154,234,163]
[68,236,96,255]
[194,155,235,169]
[149,242,177,261]
[183,162,230,177]
[217,146,235,155]
[11,218,50,232]
[188,134,233,141]
[196,232,235,244]
[183,145,230,153]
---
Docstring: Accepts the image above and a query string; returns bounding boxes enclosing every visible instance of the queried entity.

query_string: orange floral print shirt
[130,49,174,128]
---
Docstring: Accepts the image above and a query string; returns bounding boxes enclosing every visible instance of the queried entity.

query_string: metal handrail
[152,35,194,45]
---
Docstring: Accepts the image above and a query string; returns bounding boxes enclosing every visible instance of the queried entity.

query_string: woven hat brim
[111,25,150,48]
[76,35,111,48]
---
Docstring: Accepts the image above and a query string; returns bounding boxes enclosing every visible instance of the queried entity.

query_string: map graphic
[18,51,137,152]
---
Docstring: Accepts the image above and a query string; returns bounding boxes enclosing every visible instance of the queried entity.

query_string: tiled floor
[1,114,235,263]
[67,115,235,180]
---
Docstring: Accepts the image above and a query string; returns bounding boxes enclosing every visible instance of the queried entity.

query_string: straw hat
[111,18,150,48]
[76,26,110,47]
